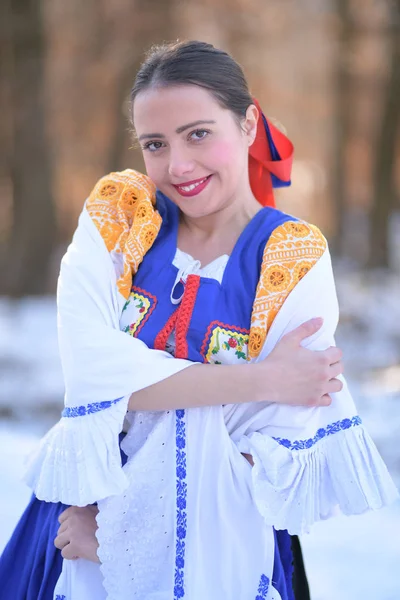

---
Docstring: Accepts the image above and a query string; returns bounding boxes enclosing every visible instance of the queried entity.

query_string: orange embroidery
[248,220,327,359]
[86,169,162,300]
[248,327,266,358]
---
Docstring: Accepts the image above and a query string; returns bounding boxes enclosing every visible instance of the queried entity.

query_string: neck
[179,185,261,244]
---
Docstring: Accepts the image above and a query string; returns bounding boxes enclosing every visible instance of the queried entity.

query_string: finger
[54,531,70,550]
[329,361,344,379]
[57,521,68,536]
[58,508,73,524]
[326,378,343,394]
[323,346,343,365]
[320,394,332,406]
[61,543,79,560]
[284,318,324,345]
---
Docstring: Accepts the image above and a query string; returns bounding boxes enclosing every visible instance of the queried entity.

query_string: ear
[243,104,259,146]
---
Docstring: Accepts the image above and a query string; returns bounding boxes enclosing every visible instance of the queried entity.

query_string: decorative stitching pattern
[174,409,187,599]
[55,596,66,600]
[200,321,249,364]
[123,286,157,337]
[273,416,362,450]
[86,169,162,299]
[62,397,124,418]
[248,220,327,359]
[255,574,270,599]
[175,274,200,359]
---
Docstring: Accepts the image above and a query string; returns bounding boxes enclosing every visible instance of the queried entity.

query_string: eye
[189,129,210,141]
[142,141,165,152]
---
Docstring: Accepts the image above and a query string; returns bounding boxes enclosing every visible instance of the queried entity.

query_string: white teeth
[179,177,207,192]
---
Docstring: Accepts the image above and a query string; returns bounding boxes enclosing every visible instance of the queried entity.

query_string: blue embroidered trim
[255,574,270,599]
[62,397,124,418]
[174,409,187,599]
[55,596,66,600]
[273,415,362,451]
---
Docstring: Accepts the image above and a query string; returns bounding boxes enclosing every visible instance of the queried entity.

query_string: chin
[180,196,225,218]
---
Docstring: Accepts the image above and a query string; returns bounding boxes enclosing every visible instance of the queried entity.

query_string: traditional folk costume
[0,110,397,600]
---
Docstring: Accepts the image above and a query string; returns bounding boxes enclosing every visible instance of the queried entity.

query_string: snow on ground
[0,264,399,599]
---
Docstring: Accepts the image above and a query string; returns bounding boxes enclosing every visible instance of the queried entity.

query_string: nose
[168,146,195,179]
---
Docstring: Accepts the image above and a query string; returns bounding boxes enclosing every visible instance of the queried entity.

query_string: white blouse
[32,209,396,600]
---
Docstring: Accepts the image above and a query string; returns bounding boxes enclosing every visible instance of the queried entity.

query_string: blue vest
[120,191,294,363]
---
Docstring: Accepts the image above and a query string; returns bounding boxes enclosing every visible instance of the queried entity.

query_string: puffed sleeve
[225,225,398,535]
[23,171,196,506]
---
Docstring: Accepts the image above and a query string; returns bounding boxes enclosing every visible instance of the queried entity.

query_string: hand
[258,317,343,407]
[54,505,100,563]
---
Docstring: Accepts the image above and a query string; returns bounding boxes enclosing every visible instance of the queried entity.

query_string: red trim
[130,286,157,337]
[174,275,201,359]
[200,320,250,361]
[154,308,179,351]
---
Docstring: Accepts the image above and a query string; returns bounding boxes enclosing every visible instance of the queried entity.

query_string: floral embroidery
[122,286,157,337]
[248,327,266,358]
[174,409,187,599]
[62,397,124,418]
[273,416,362,450]
[262,264,291,292]
[86,170,162,299]
[255,574,270,599]
[248,220,327,359]
[201,321,249,364]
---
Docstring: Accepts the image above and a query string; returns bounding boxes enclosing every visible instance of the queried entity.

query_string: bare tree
[107,0,179,174]
[368,1,400,268]
[331,0,354,256]
[0,0,56,296]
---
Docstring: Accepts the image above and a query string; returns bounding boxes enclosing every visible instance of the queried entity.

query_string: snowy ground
[0,265,399,599]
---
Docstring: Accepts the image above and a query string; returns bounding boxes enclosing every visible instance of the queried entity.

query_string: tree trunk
[368,4,400,268]
[0,0,56,296]
[331,0,353,256]
[107,0,178,174]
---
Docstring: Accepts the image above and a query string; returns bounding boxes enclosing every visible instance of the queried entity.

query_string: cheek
[142,156,163,184]
[206,140,243,172]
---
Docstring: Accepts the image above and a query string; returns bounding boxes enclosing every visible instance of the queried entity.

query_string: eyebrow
[138,120,216,141]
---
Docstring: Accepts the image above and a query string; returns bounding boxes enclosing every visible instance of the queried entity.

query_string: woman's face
[133,85,257,219]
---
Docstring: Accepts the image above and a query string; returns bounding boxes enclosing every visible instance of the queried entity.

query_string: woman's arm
[128,317,343,411]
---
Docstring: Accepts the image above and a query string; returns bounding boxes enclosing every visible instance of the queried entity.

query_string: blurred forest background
[0,0,399,294]
[0,1,400,598]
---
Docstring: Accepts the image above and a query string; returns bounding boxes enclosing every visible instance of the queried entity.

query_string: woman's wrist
[250,359,280,404]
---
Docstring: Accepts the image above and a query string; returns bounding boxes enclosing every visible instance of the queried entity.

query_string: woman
[0,40,397,600]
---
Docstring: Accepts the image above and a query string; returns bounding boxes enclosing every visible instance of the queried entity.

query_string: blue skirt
[0,437,298,600]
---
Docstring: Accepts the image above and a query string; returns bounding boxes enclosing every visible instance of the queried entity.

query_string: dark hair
[130,40,253,123]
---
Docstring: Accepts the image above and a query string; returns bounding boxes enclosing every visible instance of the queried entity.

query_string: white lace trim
[237,424,399,535]
[23,394,130,506]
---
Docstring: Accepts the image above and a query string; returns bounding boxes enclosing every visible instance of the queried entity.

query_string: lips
[172,175,212,197]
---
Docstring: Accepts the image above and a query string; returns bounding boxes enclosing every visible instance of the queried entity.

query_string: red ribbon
[248,99,294,208]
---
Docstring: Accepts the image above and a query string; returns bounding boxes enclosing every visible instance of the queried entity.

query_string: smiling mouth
[173,175,212,197]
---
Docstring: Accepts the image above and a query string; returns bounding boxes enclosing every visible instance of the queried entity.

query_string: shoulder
[83,169,162,298]
[86,169,157,212]
[264,218,327,261]
[85,169,161,253]
[248,218,328,358]
[260,217,327,294]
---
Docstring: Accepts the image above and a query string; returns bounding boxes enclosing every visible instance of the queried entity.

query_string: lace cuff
[23,394,130,506]
[237,421,399,535]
